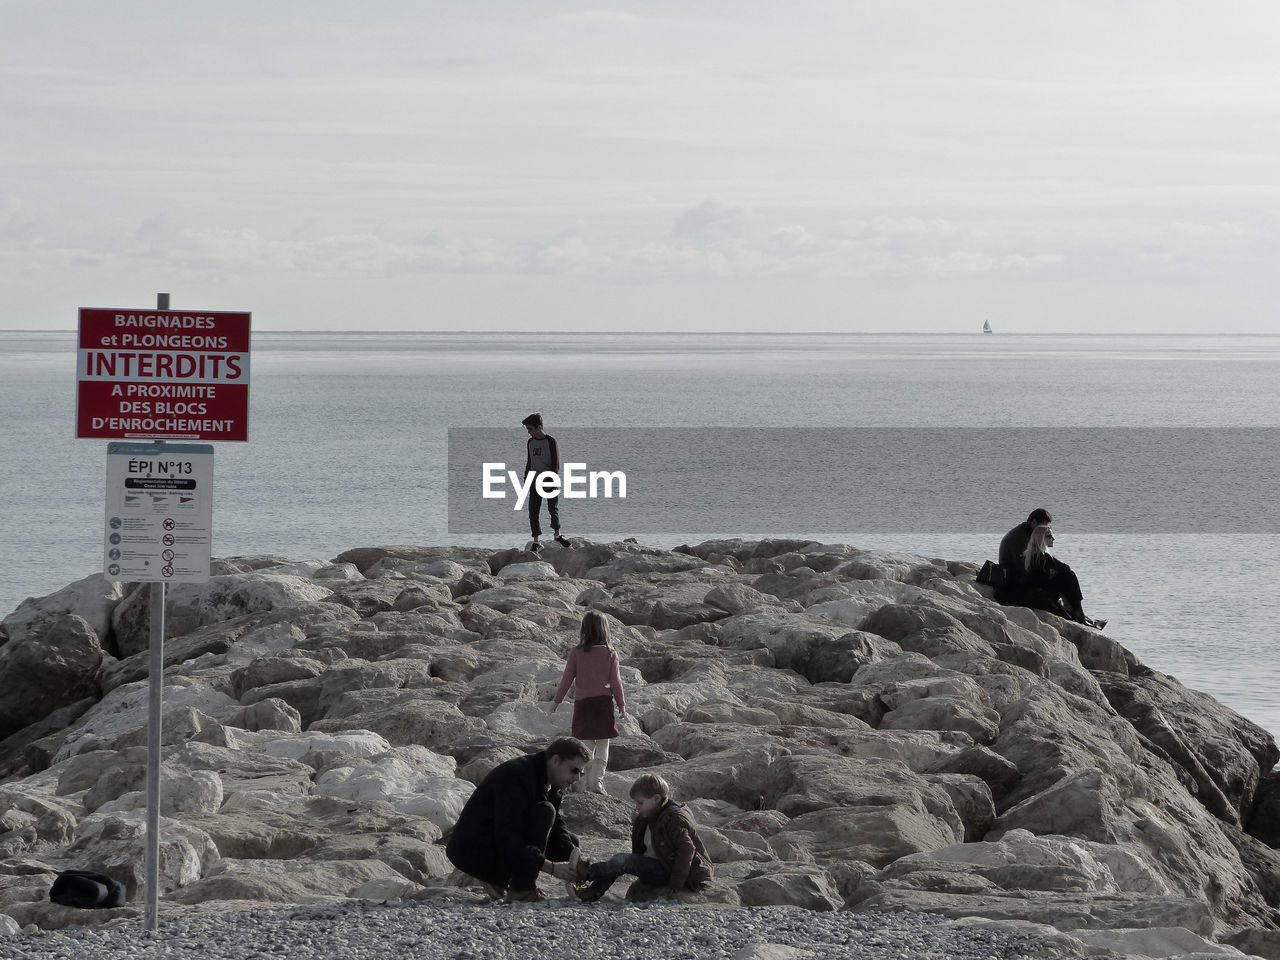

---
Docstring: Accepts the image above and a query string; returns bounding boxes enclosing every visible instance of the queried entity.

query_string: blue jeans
[586,853,669,897]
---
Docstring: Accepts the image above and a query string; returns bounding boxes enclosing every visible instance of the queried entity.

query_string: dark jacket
[1024,552,1071,585]
[630,800,713,891]
[998,521,1036,577]
[446,750,577,887]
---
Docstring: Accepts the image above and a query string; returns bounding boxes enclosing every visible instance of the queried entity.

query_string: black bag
[49,870,126,909]
[976,560,1005,590]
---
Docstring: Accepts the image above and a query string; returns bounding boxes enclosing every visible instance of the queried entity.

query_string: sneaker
[479,881,507,901]
[564,850,592,897]
[1089,617,1108,630]
[554,534,571,548]
[573,882,604,903]
[529,541,542,554]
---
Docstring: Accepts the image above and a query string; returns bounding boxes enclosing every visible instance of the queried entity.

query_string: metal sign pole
[143,291,168,935]
[144,580,163,933]
[88,290,231,936]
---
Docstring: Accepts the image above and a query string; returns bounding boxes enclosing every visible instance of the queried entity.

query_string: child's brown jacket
[630,800,713,891]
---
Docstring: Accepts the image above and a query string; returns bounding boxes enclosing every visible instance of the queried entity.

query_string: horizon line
[5,329,1279,338]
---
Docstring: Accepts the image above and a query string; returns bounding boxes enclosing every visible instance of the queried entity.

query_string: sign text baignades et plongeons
[76,308,251,441]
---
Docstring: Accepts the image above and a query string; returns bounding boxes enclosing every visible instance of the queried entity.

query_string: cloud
[670,199,746,244]
[636,201,1067,281]
[529,232,614,275]
[915,251,1065,277]
[557,11,649,30]
[118,224,519,277]
[1,193,1268,296]
[0,195,34,241]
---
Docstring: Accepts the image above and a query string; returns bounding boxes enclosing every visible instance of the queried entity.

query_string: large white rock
[230,621,308,659]
[94,767,225,819]
[255,559,331,579]
[1,573,124,643]
[312,561,364,581]
[167,857,414,904]
[309,694,480,749]
[53,676,239,761]
[886,828,1171,896]
[467,658,573,702]
[1071,925,1243,956]
[482,701,566,740]
[163,739,317,803]
[69,810,217,893]
[261,730,393,765]
[773,801,962,868]
[111,573,334,654]
[164,769,224,817]
[496,561,559,581]
[627,679,739,723]
[736,864,843,910]
[313,748,470,829]
[805,579,932,627]
[880,696,1001,744]
[0,612,106,740]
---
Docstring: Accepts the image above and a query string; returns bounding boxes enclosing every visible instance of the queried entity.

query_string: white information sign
[104,442,213,583]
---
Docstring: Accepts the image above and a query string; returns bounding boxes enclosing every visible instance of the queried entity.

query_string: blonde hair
[579,610,611,650]
[1023,525,1053,571]
[629,773,670,802]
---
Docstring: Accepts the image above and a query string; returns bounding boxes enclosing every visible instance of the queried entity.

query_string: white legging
[584,738,610,767]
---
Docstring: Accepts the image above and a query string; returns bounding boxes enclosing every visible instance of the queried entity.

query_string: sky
[4,1,1280,334]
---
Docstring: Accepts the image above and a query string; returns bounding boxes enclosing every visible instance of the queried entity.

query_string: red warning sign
[76,307,251,441]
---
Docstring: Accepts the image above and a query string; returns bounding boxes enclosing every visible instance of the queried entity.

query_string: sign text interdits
[77,308,251,441]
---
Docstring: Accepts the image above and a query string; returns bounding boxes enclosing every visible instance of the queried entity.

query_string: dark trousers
[528,491,560,538]
[1022,567,1085,617]
[447,801,562,892]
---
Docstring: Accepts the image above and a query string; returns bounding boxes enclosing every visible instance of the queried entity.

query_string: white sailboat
[982,319,992,334]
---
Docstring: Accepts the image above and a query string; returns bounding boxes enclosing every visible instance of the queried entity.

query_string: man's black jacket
[445,749,578,886]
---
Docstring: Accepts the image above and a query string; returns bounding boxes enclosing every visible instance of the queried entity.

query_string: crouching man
[446,737,590,901]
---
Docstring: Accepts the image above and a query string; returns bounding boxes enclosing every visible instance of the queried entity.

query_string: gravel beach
[4,900,1077,960]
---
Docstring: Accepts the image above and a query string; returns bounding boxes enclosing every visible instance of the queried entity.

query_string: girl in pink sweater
[551,611,626,793]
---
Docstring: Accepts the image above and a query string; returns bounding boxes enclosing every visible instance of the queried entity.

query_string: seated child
[575,773,713,901]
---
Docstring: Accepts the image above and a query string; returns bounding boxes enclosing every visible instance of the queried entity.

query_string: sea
[4,331,1279,738]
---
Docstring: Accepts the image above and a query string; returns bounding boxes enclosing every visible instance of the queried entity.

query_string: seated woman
[1016,526,1105,628]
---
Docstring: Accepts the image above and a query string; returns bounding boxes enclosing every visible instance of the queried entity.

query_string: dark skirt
[572,694,618,740]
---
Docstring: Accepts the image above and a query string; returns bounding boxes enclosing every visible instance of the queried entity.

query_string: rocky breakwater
[2,538,1280,957]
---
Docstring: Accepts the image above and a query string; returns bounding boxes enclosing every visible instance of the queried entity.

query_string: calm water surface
[4,332,1278,736]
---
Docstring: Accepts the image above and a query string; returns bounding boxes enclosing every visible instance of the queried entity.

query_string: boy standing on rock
[446,737,591,902]
[574,773,713,901]
[522,412,571,553]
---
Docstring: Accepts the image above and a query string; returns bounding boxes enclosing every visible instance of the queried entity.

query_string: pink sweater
[554,646,625,712]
